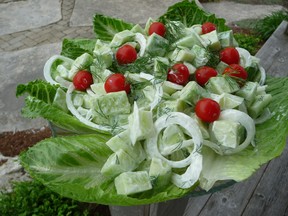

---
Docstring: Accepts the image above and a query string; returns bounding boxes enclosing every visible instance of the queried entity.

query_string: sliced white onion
[66,84,112,132]
[254,108,271,124]
[258,66,266,86]
[135,33,146,57]
[145,112,203,168]
[150,83,163,110]
[236,47,252,68]
[139,72,154,81]
[43,55,74,85]
[171,152,202,189]
[205,109,256,155]
[55,76,72,88]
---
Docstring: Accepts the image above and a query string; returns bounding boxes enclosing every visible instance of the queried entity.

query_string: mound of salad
[17,0,288,206]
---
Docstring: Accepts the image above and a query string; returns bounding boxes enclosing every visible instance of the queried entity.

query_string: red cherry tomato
[104,73,131,94]
[220,47,240,65]
[195,98,221,123]
[195,66,218,86]
[116,45,137,65]
[73,70,93,91]
[148,22,166,37]
[202,22,217,34]
[223,64,248,81]
[167,63,190,86]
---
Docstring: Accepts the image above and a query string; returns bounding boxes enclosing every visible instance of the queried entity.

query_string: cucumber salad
[43,17,271,194]
[17,0,288,205]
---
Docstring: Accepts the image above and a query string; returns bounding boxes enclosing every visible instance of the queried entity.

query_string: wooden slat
[242,143,288,216]
[256,21,288,77]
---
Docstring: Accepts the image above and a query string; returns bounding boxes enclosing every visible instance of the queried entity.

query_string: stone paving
[0,0,286,133]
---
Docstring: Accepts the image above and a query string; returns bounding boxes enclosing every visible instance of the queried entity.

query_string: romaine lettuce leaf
[93,14,134,41]
[16,80,105,134]
[20,134,196,206]
[61,38,96,60]
[159,0,229,32]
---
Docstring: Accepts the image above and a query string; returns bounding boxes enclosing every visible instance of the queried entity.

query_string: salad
[17,0,288,206]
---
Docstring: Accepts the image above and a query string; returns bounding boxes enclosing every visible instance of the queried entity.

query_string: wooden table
[109,21,288,216]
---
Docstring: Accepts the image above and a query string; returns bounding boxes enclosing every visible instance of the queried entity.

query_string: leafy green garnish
[159,0,229,32]
[61,38,96,59]
[93,14,134,41]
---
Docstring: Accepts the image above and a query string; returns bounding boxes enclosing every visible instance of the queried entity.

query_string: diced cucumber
[114,171,152,195]
[183,62,197,75]
[144,17,155,34]
[170,47,195,63]
[130,24,146,35]
[206,76,240,94]
[173,30,204,48]
[218,93,244,109]
[110,30,135,47]
[146,33,169,56]
[128,103,155,145]
[191,45,209,67]
[72,92,84,108]
[190,113,210,139]
[162,81,183,95]
[76,107,89,118]
[236,81,258,106]
[56,64,69,79]
[200,30,221,51]
[149,158,171,189]
[93,39,113,68]
[157,99,187,118]
[248,94,272,118]
[90,83,106,97]
[174,81,208,105]
[82,94,94,109]
[101,149,138,178]
[68,53,94,79]
[210,120,245,149]
[218,30,234,48]
[93,91,131,116]
[153,57,170,80]
[52,88,68,112]
[216,61,229,74]
[106,130,146,163]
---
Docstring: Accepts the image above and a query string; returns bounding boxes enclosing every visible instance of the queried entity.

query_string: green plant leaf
[20,133,197,206]
[93,14,134,41]
[158,0,229,32]
[61,38,96,60]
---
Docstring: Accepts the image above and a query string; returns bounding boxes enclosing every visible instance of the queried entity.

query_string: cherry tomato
[220,47,240,65]
[167,63,190,86]
[148,22,166,37]
[202,22,216,34]
[73,70,93,91]
[195,98,221,123]
[223,64,248,84]
[104,73,131,94]
[116,45,137,65]
[195,66,218,86]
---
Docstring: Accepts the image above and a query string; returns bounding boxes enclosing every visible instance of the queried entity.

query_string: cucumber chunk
[114,171,152,195]
[206,76,240,94]
[101,149,138,178]
[110,30,135,47]
[210,120,245,149]
[149,158,172,189]
[200,30,221,51]
[146,33,169,57]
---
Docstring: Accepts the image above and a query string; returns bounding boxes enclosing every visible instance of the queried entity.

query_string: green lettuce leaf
[159,0,229,32]
[200,77,288,190]
[20,134,196,206]
[93,14,134,41]
[16,80,104,134]
[61,38,96,59]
